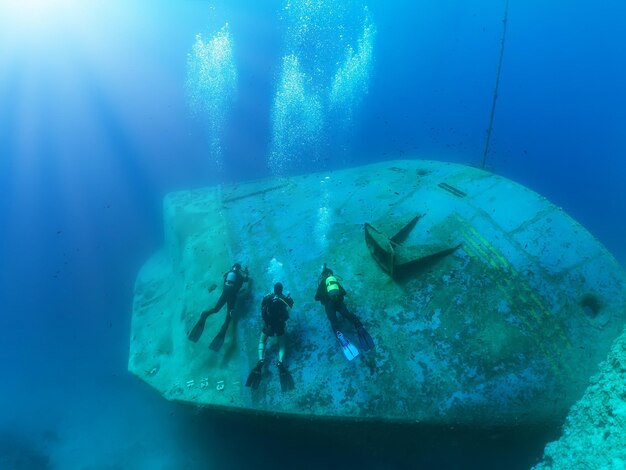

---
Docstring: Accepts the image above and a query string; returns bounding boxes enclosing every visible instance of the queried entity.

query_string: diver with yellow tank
[314,263,375,360]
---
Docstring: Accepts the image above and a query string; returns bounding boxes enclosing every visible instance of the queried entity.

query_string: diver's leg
[258,332,268,361]
[338,301,362,328]
[225,291,237,317]
[218,309,232,334]
[275,333,294,391]
[275,319,287,362]
[339,300,374,351]
[324,302,341,333]
[208,291,228,314]
[277,334,287,363]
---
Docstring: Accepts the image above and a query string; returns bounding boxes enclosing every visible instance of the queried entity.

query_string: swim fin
[336,331,359,361]
[245,360,264,389]
[208,330,226,351]
[209,315,231,351]
[187,311,209,342]
[277,361,295,392]
[356,325,375,352]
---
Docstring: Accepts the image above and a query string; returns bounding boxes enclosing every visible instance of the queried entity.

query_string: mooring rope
[481,0,510,170]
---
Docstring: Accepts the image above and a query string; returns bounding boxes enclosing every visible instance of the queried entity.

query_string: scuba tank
[225,270,237,286]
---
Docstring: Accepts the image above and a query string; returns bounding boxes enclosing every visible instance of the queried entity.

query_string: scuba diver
[314,263,375,360]
[246,282,295,392]
[187,262,249,351]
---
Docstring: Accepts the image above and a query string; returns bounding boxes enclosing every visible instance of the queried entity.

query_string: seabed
[128,159,626,429]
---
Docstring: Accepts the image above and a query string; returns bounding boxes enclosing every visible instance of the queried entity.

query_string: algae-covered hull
[128,159,626,426]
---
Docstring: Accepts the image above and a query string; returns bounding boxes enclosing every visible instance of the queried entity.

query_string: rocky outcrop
[534,326,626,469]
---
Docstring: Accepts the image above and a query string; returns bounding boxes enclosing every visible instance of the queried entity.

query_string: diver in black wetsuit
[206,263,249,317]
[187,263,249,349]
[245,282,295,392]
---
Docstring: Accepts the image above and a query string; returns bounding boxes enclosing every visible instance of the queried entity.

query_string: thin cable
[481,0,509,170]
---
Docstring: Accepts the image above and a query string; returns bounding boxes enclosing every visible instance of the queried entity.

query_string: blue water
[0,0,624,468]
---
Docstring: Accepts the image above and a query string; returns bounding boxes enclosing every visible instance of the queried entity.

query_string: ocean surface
[0,0,625,468]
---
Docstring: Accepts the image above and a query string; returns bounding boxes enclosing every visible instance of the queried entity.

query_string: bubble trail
[186,23,237,169]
